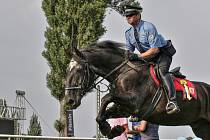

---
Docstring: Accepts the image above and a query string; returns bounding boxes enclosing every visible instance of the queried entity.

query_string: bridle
[65,60,94,96]
[65,59,129,96]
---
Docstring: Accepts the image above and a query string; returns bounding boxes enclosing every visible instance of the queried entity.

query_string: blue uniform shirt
[125,20,167,52]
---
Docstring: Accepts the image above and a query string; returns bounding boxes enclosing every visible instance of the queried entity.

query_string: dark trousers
[149,52,172,74]
[151,52,176,100]
[157,53,172,75]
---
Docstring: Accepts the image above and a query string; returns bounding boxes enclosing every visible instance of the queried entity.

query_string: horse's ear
[72,45,87,61]
[64,45,86,62]
[64,47,72,60]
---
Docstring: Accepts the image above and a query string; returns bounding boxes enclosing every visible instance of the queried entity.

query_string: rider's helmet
[124,1,143,16]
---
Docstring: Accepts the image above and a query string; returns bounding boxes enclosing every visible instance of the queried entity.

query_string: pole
[96,85,101,140]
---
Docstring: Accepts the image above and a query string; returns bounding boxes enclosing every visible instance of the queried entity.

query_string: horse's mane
[90,40,125,49]
[86,40,126,56]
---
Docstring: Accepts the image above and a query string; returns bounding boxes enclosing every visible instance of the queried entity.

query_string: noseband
[65,86,82,90]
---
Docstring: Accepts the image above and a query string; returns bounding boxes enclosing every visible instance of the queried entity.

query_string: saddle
[150,66,197,100]
[169,67,186,79]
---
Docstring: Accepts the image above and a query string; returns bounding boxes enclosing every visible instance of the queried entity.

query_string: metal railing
[0,134,108,140]
[0,105,26,120]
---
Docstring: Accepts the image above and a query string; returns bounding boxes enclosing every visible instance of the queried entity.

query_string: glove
[129,53,139,61]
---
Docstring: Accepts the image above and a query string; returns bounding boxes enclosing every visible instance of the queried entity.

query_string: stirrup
[166,101,180,114]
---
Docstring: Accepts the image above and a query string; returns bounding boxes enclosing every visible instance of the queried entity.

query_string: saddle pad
[150,65,197,100]
[173,78,197,100]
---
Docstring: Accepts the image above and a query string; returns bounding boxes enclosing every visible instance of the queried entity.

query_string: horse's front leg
[96,96,132,139]
[103,104,132,139]
[96,93,113,136]
[96,93,125,139]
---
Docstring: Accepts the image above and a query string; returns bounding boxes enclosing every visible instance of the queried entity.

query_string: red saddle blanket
[173,78,197,99]
[150,65,197,100]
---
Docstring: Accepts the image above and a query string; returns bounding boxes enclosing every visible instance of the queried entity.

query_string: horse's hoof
[107,134,114,139]
[99,122,111,136]
[107,125,125,139]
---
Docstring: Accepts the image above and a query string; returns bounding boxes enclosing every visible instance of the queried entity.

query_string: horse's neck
[88,58,123,82]
[92,64,122,82]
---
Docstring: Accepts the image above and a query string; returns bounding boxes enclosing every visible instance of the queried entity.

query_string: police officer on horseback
[124,1,180,114]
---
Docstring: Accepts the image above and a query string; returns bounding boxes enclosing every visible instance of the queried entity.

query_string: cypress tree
[28,113,42,136]
[42,0,111,136]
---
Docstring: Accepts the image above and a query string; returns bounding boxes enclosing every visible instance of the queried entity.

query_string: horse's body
[65,41,210,140]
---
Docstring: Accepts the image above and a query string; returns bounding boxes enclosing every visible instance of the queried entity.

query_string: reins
[89,59,129,89]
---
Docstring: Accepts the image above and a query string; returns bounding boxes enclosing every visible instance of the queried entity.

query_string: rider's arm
[125,29,135,52]
[139,22,161,58]
[139,48,159,58]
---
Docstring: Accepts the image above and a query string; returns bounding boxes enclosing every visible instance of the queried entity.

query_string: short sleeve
[145,23,162,48]
[125,30,135,52]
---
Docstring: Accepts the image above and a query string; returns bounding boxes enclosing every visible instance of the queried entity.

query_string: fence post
[96,85,101,140]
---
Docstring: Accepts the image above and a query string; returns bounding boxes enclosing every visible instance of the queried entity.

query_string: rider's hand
[129,53,140,61]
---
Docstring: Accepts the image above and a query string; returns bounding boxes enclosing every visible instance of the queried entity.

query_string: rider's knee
[158,66,169,75]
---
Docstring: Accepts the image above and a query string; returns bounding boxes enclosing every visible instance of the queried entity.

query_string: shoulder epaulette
[125,27,132,34]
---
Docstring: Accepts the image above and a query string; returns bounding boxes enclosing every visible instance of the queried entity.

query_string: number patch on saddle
[174,78,197,100]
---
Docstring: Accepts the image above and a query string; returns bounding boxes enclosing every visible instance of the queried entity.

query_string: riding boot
[160,72,180,114]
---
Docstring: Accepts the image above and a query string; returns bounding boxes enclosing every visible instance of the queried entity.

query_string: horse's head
[65,47,96,109]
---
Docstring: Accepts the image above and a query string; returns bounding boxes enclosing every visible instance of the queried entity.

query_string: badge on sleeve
[148,34,155,44]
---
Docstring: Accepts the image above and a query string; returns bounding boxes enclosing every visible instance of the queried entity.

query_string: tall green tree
[27,113,42,136]
[42,0,111,136]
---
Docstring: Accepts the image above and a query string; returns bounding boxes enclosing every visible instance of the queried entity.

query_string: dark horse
[65,40,210,140]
